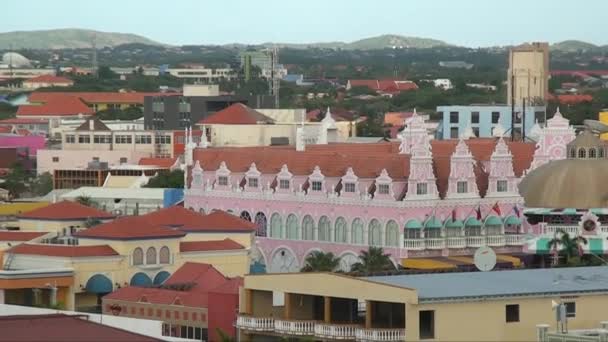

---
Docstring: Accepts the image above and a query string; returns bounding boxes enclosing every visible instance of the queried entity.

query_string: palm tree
[548,229,588,266]
[350,246,395,274]
[75,195,97,208]
[300,251,341,272]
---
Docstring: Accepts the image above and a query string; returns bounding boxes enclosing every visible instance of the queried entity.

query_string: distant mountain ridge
[256,34,451,50]
[0,29,164,50]
[551,40,608,52]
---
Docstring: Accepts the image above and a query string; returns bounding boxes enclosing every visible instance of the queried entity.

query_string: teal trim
[405,219,423,229]
[485,216,502,226]
[445,219,463,229]
[590,208,604,215]
[130,272,152,286]
[424,216,443,229]
[536,238,551,255]
[563,208,577,215]
[504,216,521,226]
[590,239,604,255]
[153,271,171,285]
[464,217,482,227]
[85,274,113,294]
[250,261,267,274]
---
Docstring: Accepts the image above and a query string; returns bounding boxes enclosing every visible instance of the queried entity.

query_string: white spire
[321,106,337,129]
[199,129,209,148]
[493,124,506,138]
[460,126,476,140]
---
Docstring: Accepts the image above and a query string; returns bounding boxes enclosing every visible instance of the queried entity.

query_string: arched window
[188,207,194,211]
[318,216,331,242]
[270,213,282,238]
[589,148,597,159]
[286,214,299,240]
[600,148,605,158]
[570,148,576,158]
[198,208,205,215]
[578,148,586,159]
[159,246,170,264]
[254,212,268,237]
[334,217,347,243]
[368,219,382,246]
[302,215,315,240]
[240,211,251,221]
[133,247,143,265]
[351,218,364,244]
[385,220,399,247]
[485,216,502,236]
[146,247,157,265]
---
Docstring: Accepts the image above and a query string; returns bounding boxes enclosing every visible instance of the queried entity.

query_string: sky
[2,0,607,47]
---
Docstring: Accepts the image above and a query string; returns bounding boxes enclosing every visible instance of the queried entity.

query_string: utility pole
[92,33,98,78]
[270,46,280,109]
[511,73,515,142]
[522,98,526,142]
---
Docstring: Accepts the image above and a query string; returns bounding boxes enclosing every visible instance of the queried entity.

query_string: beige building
[508,42,550,106]
[238,267,608,341]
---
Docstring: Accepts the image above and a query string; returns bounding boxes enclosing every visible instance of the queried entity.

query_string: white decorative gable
[244,162,262,190]
[340,167,360,197]
[275,164,294,193]
[487,138,517,196]
[307,165,326,194]
[405,128,439,201]
[528,108,576,172]
[214,161,231,189]
[190,160,204,189]
[446,139,479,199]
[398,109,429,155]
[374,169,395,200]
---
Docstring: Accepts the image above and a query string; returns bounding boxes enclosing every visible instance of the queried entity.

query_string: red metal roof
[138,157,177,168]
[0,118,48,125]
[75,216,186,240]
[9,243,119,257]
[18,201,115,220]
[0,126,12,134]
[179,239,244,253]
[15,129,31,136]
[349,79,418,93]
[0,231,48,242]
[556,94,593,104]
[17,96,94,117]
[198,103,274,125]
[141,206,256,232]
[28,91,178,105]
[23,75,73,85]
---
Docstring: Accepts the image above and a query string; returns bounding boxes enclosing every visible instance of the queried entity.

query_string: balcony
[505,234,525,246]
[465,236,485,248]
[355,328,406,341]
[446,237,466,249]
[425,238,445,249]
[314,323,357,340]
[235,315,274,332]
[486,235,506,247]
[544,225,580,236]
[274,319,316,336]
[403,238,425,250]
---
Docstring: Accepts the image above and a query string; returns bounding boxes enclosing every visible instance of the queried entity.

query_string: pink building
[183,110,576,272]
[0,134,46,156]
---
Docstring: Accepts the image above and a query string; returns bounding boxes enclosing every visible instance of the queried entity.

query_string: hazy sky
[3,0,607,47]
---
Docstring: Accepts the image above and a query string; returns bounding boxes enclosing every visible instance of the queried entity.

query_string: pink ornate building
[184,109,576,272]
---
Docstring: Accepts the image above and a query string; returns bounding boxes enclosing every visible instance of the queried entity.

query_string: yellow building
[508,42,549,106]
[238,267,608,341]
[0,202,50,229]
[599,111,608,140]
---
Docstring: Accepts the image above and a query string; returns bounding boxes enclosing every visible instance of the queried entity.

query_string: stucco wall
[37,149,151,175]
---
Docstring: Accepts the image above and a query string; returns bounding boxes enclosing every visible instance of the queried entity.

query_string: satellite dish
[474,246,497,272]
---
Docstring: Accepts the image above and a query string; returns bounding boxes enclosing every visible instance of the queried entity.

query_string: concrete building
[165,67,236,82]
[22,75,74,90]
[237,267,608,341]
[437,104,546,140]
[508,42,550,106]
[0,118,49,136]
[37,149,151,175]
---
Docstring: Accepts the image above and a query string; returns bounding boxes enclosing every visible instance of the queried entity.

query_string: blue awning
[249,261,267,274]
[405,219,423,229]
[485,216,503,226]
[424,216,443,229]
[130,272,152,286]
[85,274,113,294]
[153,271,171,285]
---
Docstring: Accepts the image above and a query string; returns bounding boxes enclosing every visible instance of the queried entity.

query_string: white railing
[466,236,485,247]
[544,225,580,236]
[236,315,274,332]
[355,328,405,341]
[505,234,525,245]
[274,319,316,336]
[601,227,608,234]
[446,237,466,249]
[424,238,445,249]
[403,239,425,250]
[486,235,506,247]
[314,323,358,340]
[546,332,603,342]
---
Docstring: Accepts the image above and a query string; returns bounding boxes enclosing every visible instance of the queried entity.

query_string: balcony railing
[314,323,357,340]
[355,328,406,342]
[446,237,466,249]
[486,235,505,247]
[544,225,580,236]
[236,315,274,332]
[505,234,525,245]
[425,238,445,249]
[274,319,316,336]
[403,238,425,250]
[465,236,485,247]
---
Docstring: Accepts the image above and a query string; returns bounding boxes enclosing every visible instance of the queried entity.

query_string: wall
[508,44,549,105]
[0,135,45,156]
[178,251,249,277]
[600,111,608,140]
[208,291,239,341]
[102,298,208,328]
[19,219,90,235]
[208,124,295,147]
[180,232,254,249]
[37,149,151,175]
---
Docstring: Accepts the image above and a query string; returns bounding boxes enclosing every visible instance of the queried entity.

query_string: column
[64,286,76,311]
[536,324,549,342]
[324,297,331,323]
[0,289,4,304]
[365,301,373,328]
[284,293,292,320]
[405,305,419,341]
[244,289,253,315]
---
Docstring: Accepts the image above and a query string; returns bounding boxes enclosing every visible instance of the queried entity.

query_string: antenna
[271,46,280,109]
[92,33,98,78]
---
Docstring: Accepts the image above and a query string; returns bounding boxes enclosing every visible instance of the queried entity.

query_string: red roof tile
[349,80,379,90]
[138,157,178,168]
[164,262,227,288]
[18,201,115,220]
[75,216,186,240]
[349,79,418,93]
[0,118,47,125]
[28,92,178,105]
[0,126,12,134]
[0,231,48,241]
[179,239,244,253]
[198,103,274,125]
[23,75,73,85]
[17,96,94,117]
[209,277,243,294]
[9,243,118,257]
[556,94,593,104]
[140,207,255,232]
[15,129,31,136]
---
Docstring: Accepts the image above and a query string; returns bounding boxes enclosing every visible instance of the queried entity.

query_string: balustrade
[236,315,274,332]
[355,328,406,342]
[544,225,580,236]
[424,238,445,249]
[465,236,485,247]
[274,319,316,336]
[403,238,425,250]
[314,323,358,340]
[446,237,466,249]
[505,234,525,245]
[485,235,506,247]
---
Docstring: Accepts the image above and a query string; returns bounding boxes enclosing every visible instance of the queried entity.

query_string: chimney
[296,127,305,151]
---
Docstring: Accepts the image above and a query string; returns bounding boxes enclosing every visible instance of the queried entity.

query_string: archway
[130,272,152,286]
[254,212,268,237]
[153,271,171,285]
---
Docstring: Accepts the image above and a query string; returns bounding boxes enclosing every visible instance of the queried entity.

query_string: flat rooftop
[367,266,608,302]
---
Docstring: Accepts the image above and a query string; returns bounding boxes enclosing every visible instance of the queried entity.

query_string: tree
[216,328,236,342]
[300,251,341,272]
[84,218,102,228]
[75,195,97,208]
[350,247,395,274]
[144,170,184,188]
[29,172,53,196]
[96,107,143,121]
[2,163,29,198]
[548,229,588,266]
[97,66,117,80]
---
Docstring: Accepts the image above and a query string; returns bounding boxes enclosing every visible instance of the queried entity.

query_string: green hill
[260,34,451,50]
[551,40,599,52]
[0,28,165,50]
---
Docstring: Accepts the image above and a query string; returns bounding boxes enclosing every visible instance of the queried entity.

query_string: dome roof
[1,52,31,68]
[519,159,608,209]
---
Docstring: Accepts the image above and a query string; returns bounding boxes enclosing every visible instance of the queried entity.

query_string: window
[92,157,100,162]
[420,310,435,339]
[156,135,171,144]
[535,111,545,124]
[578,148,586,159]
[218,176,228,186]
[492,112,500,124]
[589,148,597,158]
[570,148,576,159]
[119,157,127,164]
[93,135,111,144]
[159,246,170,264]
[378,184,389,195]
[133,248,143,265]
[279,179,290,189]
[457,181,468,194]
[52,157,59,163]
[600,148,605,158]
[450,127,459,139]
[449,111,459,124]
[78,135,90,143]
[471,111,479,124]
[497,180,508,192]
[311,181,322,191]
[135,135,152,144]
[65,135,75,143]
[472,127,479,137]
[506,304,519,323]
[416,183,428,195]
[565,302,576,318]
[146,247,157,264]
[115,135,132,144]
[344,182,356,193]
[248,177,258,188]
[405,229,421,239]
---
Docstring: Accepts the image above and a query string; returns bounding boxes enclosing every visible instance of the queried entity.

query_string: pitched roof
[198,103,275,125]
[0,118,48,125]
[0,314,161,342]
[28,92,177,105]
[18,201,115,221]
[349,79,418,92]
[179,239,244,253]
[0,231,48,242]
[17,96,94,117]
[76,118,110,131]
[15,129,31,136]
[138,157,178,168]
[140,206,255,232]
[384,112,414,126]
[75,215,186,240]
[9,244,119,257]
[23,74,73,85]
[0,126,13,134]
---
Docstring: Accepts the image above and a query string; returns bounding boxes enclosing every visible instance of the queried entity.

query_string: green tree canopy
[350,247,395,274]
[144,169,184,188]
[548,230,588,266]
[29,172,53,196]
[300,251,341,272]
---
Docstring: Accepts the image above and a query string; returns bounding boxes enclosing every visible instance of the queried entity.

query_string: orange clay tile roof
[198,103,274,125]
[0,126,12,133]
[179,239,244,253]
[384,112,414,126]
[18,201,115,220]
[75,215,186,240]
[28,91,178,104]
[0,118,48,125]
[138,157,178,168]
[9,243,119,257]
[0,231,48,241]
[23,75,73,84]
[141,206,255,232]
[17,96,94,116]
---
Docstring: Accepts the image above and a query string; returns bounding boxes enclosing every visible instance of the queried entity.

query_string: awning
[402,258,457,270]
[563,208,578,215]
[130,272,152,286]
[589,238,604,255]
[504,216,521,226]
[497,255,522,267]
[485,216,502,226]
[153,271,171,285]
[536,238,551,254]
[445,219,463,229]
[424,217,443,229]
[465,217,482,227]
[85,274,113,294]
[405,219,423,229]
